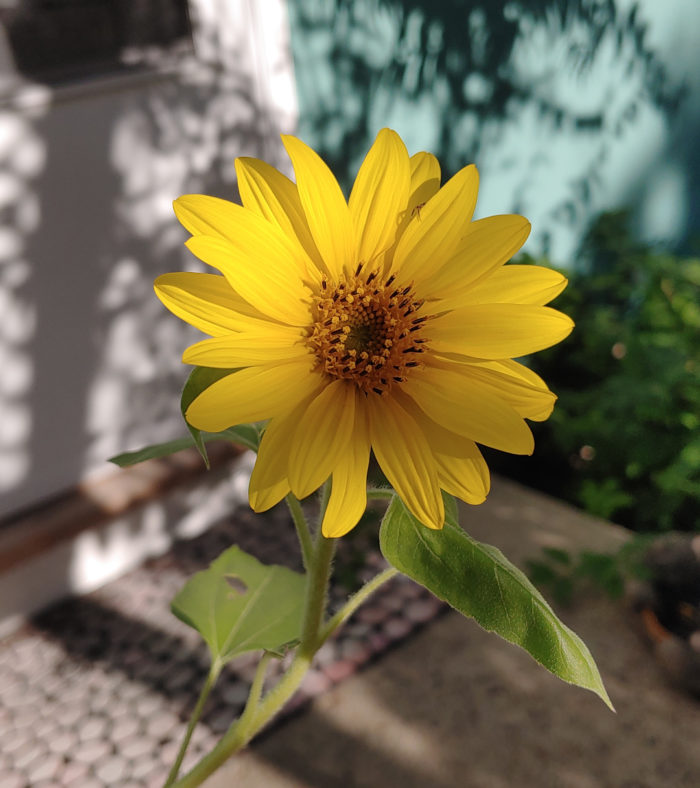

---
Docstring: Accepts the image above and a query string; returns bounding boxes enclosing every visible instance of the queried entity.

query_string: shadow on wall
[288,0,695,259]
[0,0,297,519]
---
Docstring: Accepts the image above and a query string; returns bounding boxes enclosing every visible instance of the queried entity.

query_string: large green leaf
[171,546,306,664]
[379,494,613,709]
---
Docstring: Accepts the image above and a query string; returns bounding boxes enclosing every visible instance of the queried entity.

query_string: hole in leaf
[225,574,248,595]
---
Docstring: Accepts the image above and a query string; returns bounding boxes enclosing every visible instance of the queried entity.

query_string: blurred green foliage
[490,211,700,533]
[526,539,653,605]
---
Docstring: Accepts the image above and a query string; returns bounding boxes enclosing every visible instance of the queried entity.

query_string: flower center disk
[307,268,428,395]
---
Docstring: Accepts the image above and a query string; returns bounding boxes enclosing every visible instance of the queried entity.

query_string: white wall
[0,0,298,518]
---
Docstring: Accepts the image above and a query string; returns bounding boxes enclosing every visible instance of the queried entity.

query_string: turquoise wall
[288,0,699,264]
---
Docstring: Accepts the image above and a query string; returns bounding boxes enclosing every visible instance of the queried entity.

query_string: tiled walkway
[0,503,444,787]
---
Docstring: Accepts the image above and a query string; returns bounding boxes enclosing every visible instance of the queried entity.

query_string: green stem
[163,663,220,787]
[236,651,272,732]
[170,655,312,788]
[318,479,332,519]
[250,653,310,729]
[171,492,337,788]
[367,487,395,500]
[299,532,336,657]
[319,567,399,646]
[285,493,313,571]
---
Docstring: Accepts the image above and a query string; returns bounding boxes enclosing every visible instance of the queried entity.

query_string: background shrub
[488,211,700,533]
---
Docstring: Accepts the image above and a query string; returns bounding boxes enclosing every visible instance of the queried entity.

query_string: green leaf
[110,367,260,467]
[181,366,239,467]
[218,424,261,453]
[109,436,204,467]
[171,545,306,665]
[379,494,613,709]
[108,424,260,467]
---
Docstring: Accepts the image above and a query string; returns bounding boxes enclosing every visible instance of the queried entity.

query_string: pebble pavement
[0,502,444,787]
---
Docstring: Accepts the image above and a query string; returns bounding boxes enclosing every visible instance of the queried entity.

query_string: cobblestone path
[0,503,444,787]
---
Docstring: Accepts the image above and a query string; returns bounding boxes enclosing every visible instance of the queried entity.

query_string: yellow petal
[287,380,356,500]
[249,402,316,512]
[492,360,557,421]
[368,394,444,529]
[497,358,551,389]
[322,400,371,537]
[430,356,556,421]
[402,365,534,455]
[409,152,441,208]
[249,472,290,513]
[429,304,574,359]
[436,448,490,505]
[349,128,410,268]
[175,195,314,285]
[394,390,490,503]
[452,264,567,306]
[182,328,309,367]
[421,214,531,302]
[282,135,355,279]
[393,163,479,283]
[443,359,557,422]
[235,157,326,278]
[393,388,474,455]
[154,272,270,336]
[173,194,243,241]
[185,359,322,433]
[383,151,441,275]
[186,234,311,326]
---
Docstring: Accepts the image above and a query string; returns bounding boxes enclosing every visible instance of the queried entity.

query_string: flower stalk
[319,566,398,646]
[169,488,342,788]
[163,663,220,787]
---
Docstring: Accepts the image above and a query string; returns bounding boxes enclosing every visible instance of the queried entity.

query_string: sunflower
[155,129,572,537]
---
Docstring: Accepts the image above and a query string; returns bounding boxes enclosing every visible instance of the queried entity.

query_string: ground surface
[213,480,700,788]
[1,477,698,787]
[0,485,442,787]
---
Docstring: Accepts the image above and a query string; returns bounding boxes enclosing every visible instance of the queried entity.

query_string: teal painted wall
[288,0,699,264]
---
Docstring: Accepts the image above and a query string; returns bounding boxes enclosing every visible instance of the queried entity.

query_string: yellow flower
[155,129,572,537]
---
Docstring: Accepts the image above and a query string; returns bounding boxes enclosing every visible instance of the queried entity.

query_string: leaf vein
[494,567,514,632]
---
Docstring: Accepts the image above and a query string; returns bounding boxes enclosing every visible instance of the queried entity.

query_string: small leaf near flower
[109,436,206,467]
[106,367,262,467]
[171,545,306,665]
[181,367,240,466]
[379,493,613,710]
[108,424,259,468]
